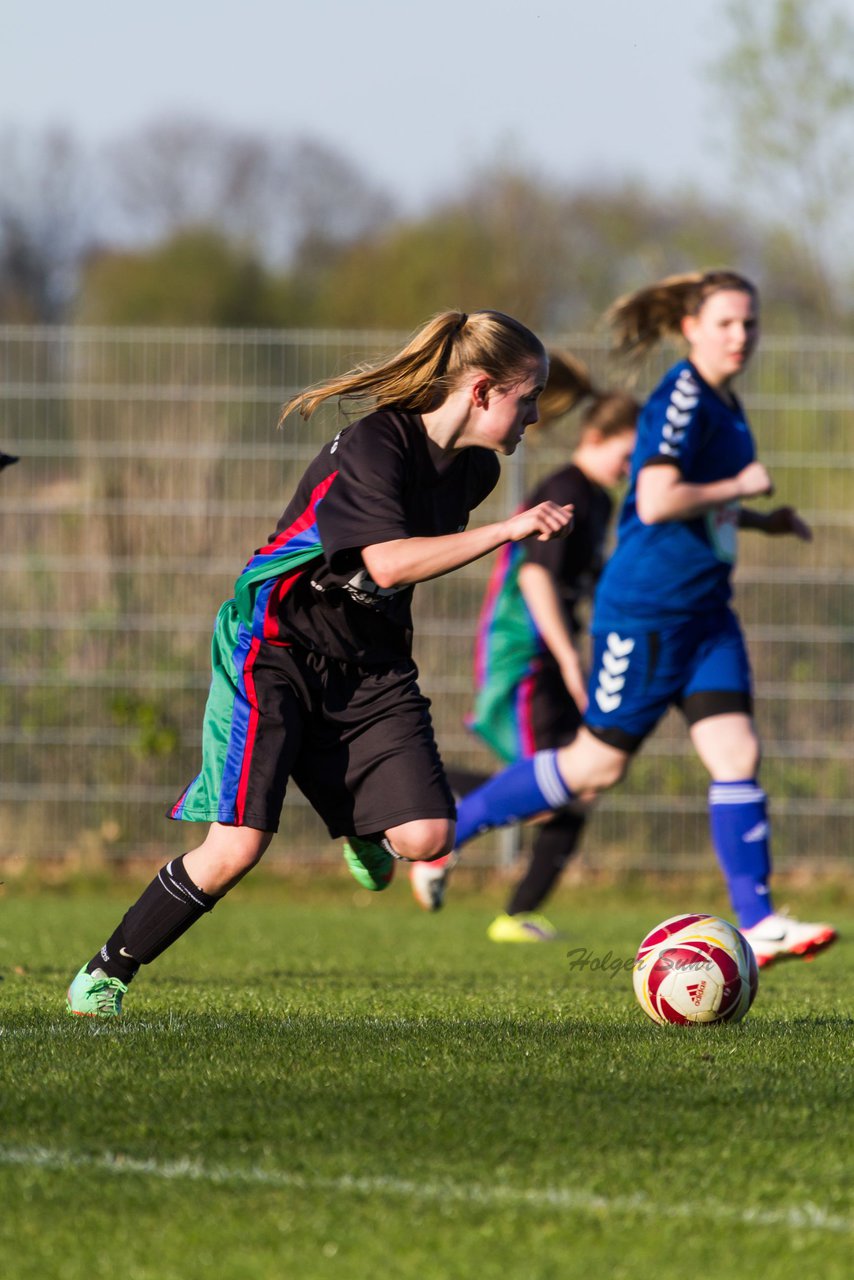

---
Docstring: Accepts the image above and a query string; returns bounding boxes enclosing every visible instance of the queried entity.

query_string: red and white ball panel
[633,914,759,1026]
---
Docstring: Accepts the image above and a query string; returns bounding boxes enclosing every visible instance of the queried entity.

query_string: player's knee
[726,743,761,780]
[703,735,761,782]
[557,742,627,795]
[226,827,273,868]
[595,754,629,790]
[386,818,454,862]
[191,824,274,890]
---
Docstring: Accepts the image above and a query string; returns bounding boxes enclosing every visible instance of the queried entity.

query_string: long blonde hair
[537,350,638,438]
[279,309,545,423]
[606,270,758,361]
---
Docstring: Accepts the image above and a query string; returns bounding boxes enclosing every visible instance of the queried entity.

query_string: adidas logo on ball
[633,914,759,1026]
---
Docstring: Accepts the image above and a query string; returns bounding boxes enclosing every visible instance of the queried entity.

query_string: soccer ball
[632,913,759,1026]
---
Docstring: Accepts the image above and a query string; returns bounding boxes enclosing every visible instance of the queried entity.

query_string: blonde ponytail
[536,350,639,439]
[279,309,545,424]
[606,270,758,361]
[536,351,596,427]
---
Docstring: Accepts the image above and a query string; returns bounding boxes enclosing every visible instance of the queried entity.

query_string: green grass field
[1,873,851,1280]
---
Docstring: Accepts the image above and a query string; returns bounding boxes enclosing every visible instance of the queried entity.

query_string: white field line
[0,1145,850,1236]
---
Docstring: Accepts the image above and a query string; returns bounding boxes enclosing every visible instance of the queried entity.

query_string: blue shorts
[584,607,753,751]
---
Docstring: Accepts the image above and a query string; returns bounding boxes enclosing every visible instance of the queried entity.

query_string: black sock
[87,855,221,983]
[506,811,585,916]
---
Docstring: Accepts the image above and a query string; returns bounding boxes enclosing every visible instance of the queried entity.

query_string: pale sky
[1,1,737,210]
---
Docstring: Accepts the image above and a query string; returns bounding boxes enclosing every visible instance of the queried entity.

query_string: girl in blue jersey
[66,310,575,1017]
[452,271,836,968]
[410,354,638,940]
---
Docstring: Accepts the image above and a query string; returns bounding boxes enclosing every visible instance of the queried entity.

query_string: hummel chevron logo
[598,671,625,696]
[666,405,692,428]
[595,633,634,713]
[602,650,630,676]
[606,633,635,658]
[595,688,621,713]
[670,388,698,411]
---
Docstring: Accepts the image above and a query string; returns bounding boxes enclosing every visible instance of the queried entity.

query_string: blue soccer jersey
[593,360,755,631]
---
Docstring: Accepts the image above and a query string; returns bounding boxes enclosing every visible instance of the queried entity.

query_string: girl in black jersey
[410,355,638,938]
[67,310,574,1017]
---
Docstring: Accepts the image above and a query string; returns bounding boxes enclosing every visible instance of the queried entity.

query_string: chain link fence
[0,325,851,873]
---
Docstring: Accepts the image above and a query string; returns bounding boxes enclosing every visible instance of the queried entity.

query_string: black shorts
[170,602,455,837]
[525,657,584,752]
[469,650,582,764]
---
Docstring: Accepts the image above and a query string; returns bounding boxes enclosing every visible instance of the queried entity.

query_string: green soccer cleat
[342,836,395,892]
[487,912,560,943]
[66,966,128,1017]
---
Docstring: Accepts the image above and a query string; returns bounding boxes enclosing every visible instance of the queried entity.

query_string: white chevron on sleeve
[670,388,698,411]
[602,650,630,676]
[607,632,635,658]
[595,688,622,713]
[598,671,626,695]
[666,405,692,428]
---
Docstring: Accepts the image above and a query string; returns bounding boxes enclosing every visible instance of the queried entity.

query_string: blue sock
[708,780,774,929]
[455,750,572,849]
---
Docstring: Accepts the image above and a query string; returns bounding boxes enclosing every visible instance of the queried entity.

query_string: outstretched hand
[505,502,574,543]
[736,460,774,500]
[763,505,812,542]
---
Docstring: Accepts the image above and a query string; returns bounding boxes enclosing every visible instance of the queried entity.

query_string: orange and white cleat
[741,911,837,969]
[409,853,458,912]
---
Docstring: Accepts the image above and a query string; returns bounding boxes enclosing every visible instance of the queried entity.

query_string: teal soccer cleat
[66,966,128,1017]
[342,837,395,892]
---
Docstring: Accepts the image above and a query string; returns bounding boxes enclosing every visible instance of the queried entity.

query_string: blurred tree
[75,227,297,326]
[103,116,396,267]
[291,166,799,333]
[4,107,830,332]
[73,154,824,333]
[710,0,854,320]
[300,201,510,329]
[0,128,95,320]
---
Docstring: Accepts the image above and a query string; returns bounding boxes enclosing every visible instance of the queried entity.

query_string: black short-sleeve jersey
[520,464,612,631]
[258,409,500,663]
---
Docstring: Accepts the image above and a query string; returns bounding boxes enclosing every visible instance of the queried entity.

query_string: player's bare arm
[518,561,588,712]
[362,502,574,588]
[636,460,773,524]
